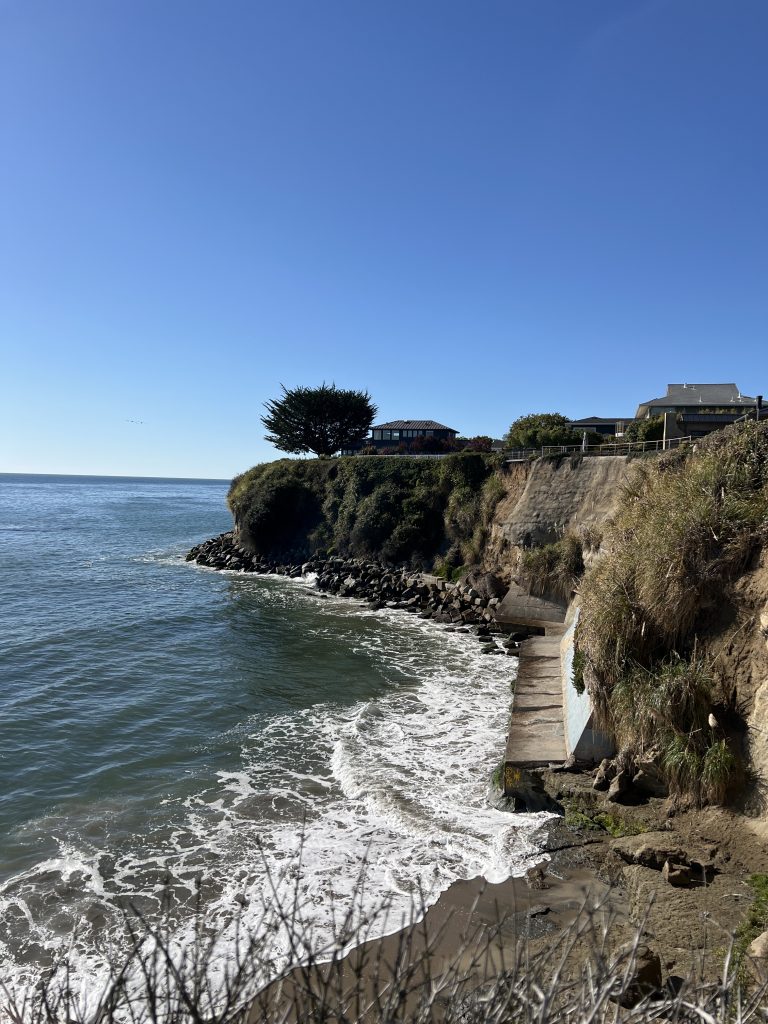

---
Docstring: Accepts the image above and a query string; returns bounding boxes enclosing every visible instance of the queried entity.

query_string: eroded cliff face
[498,455,632,548]
[484,455,632,579]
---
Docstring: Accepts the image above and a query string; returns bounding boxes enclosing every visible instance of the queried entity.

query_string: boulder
[606,769,631,803]
[614,839,688,872]
[749,930,768,959]
[465,570,507,601]
[662,860,692,887]
[613,834,717,879]
[593,758,616,792]
[631,749,668,798]
[525,864,549,890]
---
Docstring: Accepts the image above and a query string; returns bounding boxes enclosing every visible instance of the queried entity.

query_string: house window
[391,431,399,440]
[373,430,382,440]
[426,430,434,437]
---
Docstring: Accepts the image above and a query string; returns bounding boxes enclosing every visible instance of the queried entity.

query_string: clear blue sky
[2,0,766,478]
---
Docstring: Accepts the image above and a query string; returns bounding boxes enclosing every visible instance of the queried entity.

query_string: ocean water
[0,473,546,1003]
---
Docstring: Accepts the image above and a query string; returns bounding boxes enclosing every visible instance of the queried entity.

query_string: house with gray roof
[567,415,631,437]
[636,383,762,440]
[635,383,757,418]
[366,419,458,451]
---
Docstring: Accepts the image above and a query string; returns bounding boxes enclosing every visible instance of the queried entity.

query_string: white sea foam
[0,577,550,1010]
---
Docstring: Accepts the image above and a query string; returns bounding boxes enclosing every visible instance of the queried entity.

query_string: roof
[639,383,756,409]
[371,420,458,432]
[569,416,631,425]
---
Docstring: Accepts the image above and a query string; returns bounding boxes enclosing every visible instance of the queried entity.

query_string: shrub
[349,482,405,555]
[518,534,584,601]
[624,416,664,443]
[734,874,768,982]
[572,647,586,695]
[408,434,456,454]
[580,423,768,678]
[505,412,582,449]
[457,435,494,452]
[227,453,506,569]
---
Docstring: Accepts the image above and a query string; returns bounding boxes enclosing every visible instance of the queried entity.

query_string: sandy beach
[252,841,622,1022]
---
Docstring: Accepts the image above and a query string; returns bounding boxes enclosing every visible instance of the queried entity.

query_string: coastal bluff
[190,452,635,793]
[191,429,768,823]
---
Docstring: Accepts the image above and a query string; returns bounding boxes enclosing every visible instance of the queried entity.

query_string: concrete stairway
[504,633,566,769]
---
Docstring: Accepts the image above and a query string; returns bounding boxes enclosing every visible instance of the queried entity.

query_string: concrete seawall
[491,456,628,808]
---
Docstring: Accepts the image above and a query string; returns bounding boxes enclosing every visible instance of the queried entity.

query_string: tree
[262,383,377,458]
[623,415,664,443]
[505,412,581,449]
[457,435,494,452]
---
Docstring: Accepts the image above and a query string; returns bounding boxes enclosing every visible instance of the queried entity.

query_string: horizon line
[0,471,231,483]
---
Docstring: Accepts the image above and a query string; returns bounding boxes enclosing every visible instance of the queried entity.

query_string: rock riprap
[186,533,524,652]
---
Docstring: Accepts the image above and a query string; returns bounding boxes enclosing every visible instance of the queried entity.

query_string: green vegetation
[563,793,647,837]
[572,647,586,695]
[577,421,768,804]
[261,383,377,457]
[564,809,603,832]
[623,415,664,443]
[505,412,577,449]
[228,452,506,568]
[734,874,768,981]
[593,812,646,838]
[505,412,603,450]
[456,435,494,452]
[565,808,646,837]
[518,533,584,601]
[435,560,468,582]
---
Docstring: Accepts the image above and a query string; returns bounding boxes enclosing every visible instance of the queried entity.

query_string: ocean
[0,473,546,1004]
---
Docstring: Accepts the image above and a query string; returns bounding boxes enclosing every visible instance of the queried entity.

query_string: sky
[1,0,766,478]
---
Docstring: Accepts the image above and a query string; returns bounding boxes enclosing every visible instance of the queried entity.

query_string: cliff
[576,422,768,806]
[227,451,633,580]
[222,427,768,809]
[227,453,507,574]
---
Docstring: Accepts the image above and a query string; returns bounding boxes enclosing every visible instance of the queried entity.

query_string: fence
[504,436,694,461]
[345,437,696,461]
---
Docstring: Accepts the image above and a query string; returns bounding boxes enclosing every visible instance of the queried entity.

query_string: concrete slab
[512,692,562,710]
[521,664,561,679]
[504,635,567,771]
[496,583,567,630]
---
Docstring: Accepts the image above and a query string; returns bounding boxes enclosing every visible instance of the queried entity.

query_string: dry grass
[577,421,768,803]
[3,876,768,1024]
[518,534,584,602]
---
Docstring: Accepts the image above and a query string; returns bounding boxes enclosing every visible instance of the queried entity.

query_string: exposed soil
[537,764,768,982]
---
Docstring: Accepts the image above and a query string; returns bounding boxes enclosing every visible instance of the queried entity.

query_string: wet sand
[251,862,618,1022]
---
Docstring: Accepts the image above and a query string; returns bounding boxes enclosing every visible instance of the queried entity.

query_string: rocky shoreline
[186,531,530,654]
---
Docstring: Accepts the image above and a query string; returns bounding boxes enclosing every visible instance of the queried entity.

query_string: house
[366,419,459,451]
[635,383,762,440]
[567,416,630,438]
